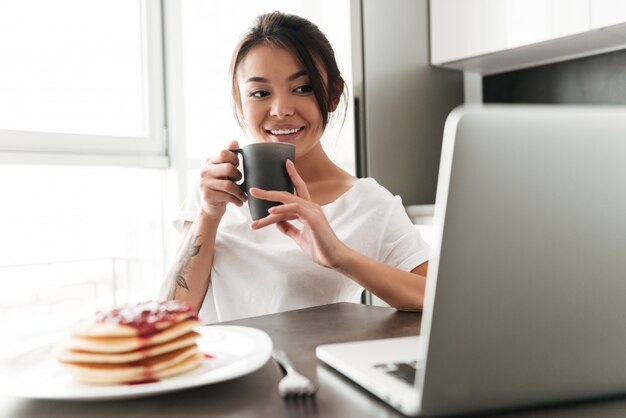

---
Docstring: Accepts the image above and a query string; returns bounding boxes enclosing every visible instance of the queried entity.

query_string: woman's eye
[250,90,270,98]
[294,84,313,94]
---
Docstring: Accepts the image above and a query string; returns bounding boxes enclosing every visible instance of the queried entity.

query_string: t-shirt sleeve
[172,180,201,233]
[378,196,431,272]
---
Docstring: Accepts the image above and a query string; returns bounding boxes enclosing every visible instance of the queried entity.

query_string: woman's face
[236,44,325,159]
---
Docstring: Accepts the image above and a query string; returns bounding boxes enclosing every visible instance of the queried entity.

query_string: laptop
[316,105,626,416]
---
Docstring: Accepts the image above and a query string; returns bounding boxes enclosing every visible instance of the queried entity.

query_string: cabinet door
[591,0,626,28]
[431,0,590,65]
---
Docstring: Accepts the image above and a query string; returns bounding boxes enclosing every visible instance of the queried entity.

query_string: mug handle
[230,148,246,193]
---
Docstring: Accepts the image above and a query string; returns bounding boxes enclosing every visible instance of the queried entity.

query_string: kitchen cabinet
[430,0,626,75]
[430,0,590,65]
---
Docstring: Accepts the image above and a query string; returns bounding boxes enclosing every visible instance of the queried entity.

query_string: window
[0,165,165,343]
[0,0,166,164]
[0,1,168,348]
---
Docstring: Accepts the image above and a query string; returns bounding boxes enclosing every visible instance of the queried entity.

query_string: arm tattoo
[174,235,202,293]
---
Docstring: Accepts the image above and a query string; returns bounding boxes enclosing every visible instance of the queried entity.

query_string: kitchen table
[3,302,626,417]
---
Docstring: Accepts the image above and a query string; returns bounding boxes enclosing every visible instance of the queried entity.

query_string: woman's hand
[249,160,348,269]
[199,140,247,219]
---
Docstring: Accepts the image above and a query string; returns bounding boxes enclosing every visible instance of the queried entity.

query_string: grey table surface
[4,302,626,418]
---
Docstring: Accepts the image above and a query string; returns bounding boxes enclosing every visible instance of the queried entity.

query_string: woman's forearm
[335,247,427,311]
[161,212,221,313]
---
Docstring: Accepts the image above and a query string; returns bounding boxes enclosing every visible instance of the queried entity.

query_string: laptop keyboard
[374,360,422,385]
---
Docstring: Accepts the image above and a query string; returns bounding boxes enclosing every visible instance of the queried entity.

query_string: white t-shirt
[176,177,430,323]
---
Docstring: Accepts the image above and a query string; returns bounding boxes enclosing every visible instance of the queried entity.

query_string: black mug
[232,142,296,220]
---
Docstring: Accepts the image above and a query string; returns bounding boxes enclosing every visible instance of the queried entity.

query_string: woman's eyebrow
[287,70,307,81]
[246,76,269,83]
[246,70,308,84]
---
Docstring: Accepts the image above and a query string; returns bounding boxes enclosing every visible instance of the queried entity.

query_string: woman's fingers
[209,148,240,166]
[249,188,296,204]
[204,162,243,182]
[251,202,314,231]
[200,178,246,204]
[286,160,311,200]
[225,179,247,201]
[250,211,298,229]
[204,140,240,166]
[276,221,299,239]
[214,179,246,202]
[267,203,300,216]
[198,141,247,216]
[207,189,245,207]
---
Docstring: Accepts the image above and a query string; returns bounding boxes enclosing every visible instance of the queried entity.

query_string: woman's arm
[160,213,221,313]
[336,253,428,311]
[160,140,246,313]
[249,160,429,311]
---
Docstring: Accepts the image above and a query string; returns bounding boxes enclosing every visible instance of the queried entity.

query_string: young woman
[162,12,430,323]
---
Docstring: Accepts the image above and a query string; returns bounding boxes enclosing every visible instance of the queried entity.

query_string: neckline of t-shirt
[320,177,375,209]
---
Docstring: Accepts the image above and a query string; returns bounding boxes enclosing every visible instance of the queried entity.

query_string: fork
[272,349,317,397]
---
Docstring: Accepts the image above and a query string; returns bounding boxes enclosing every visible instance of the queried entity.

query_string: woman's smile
[265,126,305,142]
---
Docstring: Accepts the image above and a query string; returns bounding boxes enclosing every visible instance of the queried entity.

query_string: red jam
[202,353,214,359]
[92,300,197,336]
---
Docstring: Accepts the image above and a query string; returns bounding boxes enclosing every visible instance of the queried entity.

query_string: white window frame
[162,0,191,204]
[0,0,168,168]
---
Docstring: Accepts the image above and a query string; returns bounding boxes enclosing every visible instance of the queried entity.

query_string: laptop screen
[420,105,626,415]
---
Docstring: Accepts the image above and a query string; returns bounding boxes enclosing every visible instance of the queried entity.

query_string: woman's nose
[270,93,295,118]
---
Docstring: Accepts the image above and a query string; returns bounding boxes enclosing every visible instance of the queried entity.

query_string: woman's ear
[329,78,345,112]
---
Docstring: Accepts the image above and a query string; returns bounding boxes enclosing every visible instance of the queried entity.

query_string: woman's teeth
[269,127,302,135]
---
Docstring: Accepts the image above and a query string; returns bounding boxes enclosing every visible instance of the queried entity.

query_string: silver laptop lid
[419,105,626,416]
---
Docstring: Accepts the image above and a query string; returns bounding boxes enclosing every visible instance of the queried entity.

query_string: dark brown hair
[230,11,346,129]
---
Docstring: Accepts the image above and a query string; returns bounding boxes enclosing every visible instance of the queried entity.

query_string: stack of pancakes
[57,300,202,385]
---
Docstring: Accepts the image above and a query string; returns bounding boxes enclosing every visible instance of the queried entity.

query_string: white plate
[0,325,272,400]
